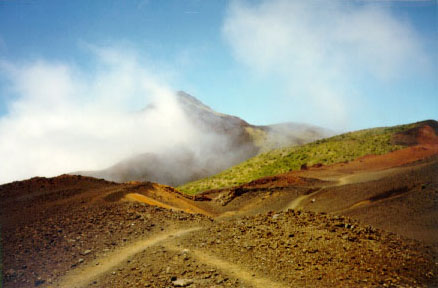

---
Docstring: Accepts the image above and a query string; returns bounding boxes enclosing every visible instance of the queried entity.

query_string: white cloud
[0,47,200,184]
[223,0,425,127]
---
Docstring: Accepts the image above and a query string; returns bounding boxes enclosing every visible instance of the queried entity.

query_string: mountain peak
[77,91,331,186]
[176,91,214,112]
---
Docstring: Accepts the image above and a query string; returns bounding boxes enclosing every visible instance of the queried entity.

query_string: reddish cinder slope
[248,121,438,184]
[290,144,438,182]
[392,120,438,145]
[192,122,438,244]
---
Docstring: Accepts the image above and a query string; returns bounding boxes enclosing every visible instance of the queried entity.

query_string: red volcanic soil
[211,122,438,195]
[336,144,438,170]
[393,121,438,146]
[307,120,438,176]
[244,174,305,188]
[203,144,438,207]
[292,144,438,181]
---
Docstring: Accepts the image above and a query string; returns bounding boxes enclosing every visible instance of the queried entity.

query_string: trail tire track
[165,244,288,288]
[52,227,201,288]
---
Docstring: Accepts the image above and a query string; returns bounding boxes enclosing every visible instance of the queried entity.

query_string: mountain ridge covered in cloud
[0,50,331,185]
[75,91,332,186]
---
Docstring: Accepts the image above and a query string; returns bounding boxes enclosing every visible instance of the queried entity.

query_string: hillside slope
[1,171,437,287]
[178,120,435,194]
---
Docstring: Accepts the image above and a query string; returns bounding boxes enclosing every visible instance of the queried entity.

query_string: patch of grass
[178,123,415,195]
[244,126,268,150]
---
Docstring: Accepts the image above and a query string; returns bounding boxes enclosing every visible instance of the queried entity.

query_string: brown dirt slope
[1,156,438,287]
[0,176,210,288]
[392,119,438,145]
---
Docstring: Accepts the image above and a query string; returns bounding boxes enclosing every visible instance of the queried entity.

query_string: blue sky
[0,0,437,129]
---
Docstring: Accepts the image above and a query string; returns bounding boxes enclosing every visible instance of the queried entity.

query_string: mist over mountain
[77,91,333,186]
[0,53,331,185]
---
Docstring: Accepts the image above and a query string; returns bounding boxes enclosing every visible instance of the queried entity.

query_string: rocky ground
[93,210,438,288]
[0,176,209,288]
[196,153,438,243]
[1,154,438,287]
[2,200,208,288]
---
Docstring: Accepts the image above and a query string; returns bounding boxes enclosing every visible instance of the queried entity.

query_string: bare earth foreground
[1,132,438,286]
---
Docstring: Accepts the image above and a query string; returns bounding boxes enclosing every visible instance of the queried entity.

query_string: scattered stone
[172,278,194,287]
[2,167,437,288]
[5,268,17,279]
[34,278,45,286]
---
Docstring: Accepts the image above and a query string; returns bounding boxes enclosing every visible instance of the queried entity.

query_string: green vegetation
[178,123,415,195]
[244,126,269,151]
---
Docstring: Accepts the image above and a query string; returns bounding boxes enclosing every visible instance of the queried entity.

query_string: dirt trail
[165,244,287,288]
[283,188,323,211]
[53,227,201,288]
[284,195,308,210]
[285,164,427,211]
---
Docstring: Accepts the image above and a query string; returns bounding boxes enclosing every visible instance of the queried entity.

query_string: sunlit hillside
[178,122,421,194]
